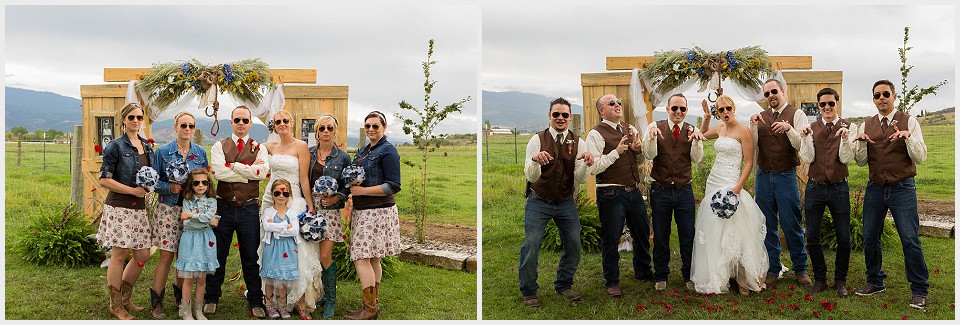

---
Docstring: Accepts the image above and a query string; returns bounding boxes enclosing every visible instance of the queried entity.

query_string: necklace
[176,140,190,157]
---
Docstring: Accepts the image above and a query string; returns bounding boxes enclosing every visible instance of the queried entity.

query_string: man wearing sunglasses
[519,98,595,307]
[798,88,856,297]
[749,78,811,288]
[642,93,706,292]
[853,80,929,310]
[585,93,652,298]
[206,105,271,318]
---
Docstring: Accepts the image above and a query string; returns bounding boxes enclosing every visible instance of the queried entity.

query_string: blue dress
[260,207,301,281]
[174,195,220,275]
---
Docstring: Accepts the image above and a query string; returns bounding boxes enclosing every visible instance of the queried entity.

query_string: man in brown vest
[204,106,270,318]
[798,88,855,297]
[586,93,651,297]
[519,97,595,307]
[749,78,811,287]
[642,93,706,292]
[853,80,929,310]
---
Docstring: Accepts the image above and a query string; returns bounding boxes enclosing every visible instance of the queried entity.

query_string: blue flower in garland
[729,59,739,70]
[727,51,735,60]
[192,81,201,90]
[225,72,235,83]
[181,63,190,75]
[696,68,705,77]
[223,64,232,73]
[686,50,695,61]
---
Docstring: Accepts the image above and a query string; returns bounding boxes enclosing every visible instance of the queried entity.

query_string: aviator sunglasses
[274,119,290,125]
[551,112,570,119]
[873,91,892,100]
[192,180,210,186]
[670,106,687,112]
[607,99,623,107]
[179,123,196,130]
[818,101,837,108]
[763,88,780,98]
[317,125,335,132]
[233,118,250,124]
[364,124,381,130]
[127,115,144,121]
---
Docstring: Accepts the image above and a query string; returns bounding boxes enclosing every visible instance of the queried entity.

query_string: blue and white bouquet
[313,176,338,197]
[298,208,328,242]
[341,164,365,187]
[165,158,189,184]
[710,187,740,219]
[136,166,160,192]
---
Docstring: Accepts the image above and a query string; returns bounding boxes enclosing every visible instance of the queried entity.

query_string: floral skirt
[152,203,184,252]
[348,205,401,261]
[312,195,346,242]
[96,204,152,250]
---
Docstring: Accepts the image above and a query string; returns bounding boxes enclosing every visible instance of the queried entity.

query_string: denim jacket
[308,144,351,209]
[353,136,401,196]
[99,133,156,189]
[154,141,210,206]
[181,195,219,231]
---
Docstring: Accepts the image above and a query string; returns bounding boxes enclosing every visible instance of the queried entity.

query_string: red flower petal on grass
[843,309,850,313]
[901,316,908,320]
[882,303,888,309]
[934,268,941,274]
[789,285,795,290]
[732,309,739,314]
[813,311,820,318]
[635,305,645,311]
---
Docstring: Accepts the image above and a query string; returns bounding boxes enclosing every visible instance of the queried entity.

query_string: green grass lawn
[4,141,477,320]
[396,145,477,227]
[480,126,955,320]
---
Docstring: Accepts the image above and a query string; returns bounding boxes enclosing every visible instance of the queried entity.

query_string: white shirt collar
[771,102,787,113]
[667,119,682,129]
[231,134,249,144]
[601,119,621,129]
[877,110,897,122]
[820,117,839,125]
[548,127,569,139]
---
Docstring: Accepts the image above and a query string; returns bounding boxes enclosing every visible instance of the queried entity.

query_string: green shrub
[16,204,104,267]
[541,191,602,253]
[818,185,899,251]
[332,222,402,280]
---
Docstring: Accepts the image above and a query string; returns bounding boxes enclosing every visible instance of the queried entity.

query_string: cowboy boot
[370,284,380,319]
[178,299,193,320]
[150,287,166,319]
[108,285,134,320]
[320,263,338,319]
[171,283,182,308]
[347,279,377,315]
[192,298,207,320]
[121,280,146,312]
[345,286,378,320]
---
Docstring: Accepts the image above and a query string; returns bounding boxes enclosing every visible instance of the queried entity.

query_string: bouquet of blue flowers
[341,164,365,187]
[710,187,740,219]
[136,166,160,192]
[313,176,338,197]
[298,208,328,242]
[165,158,189,184]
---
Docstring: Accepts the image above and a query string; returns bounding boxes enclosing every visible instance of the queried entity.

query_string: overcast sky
[4,4,480,143]
[483,4,955,119]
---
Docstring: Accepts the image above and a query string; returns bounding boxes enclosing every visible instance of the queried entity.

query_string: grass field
[4,141,477,320]
[480,126,955,320]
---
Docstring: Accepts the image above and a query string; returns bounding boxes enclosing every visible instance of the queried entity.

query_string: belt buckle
[624,186,637,192]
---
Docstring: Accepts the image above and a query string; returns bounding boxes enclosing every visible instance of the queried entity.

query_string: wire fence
[5,139,76,173]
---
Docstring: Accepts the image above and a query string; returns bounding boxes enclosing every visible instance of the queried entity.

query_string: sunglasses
[551,112,570,119]
[179,123,196,130]
[763,88,780,98]
[126,115,144,121]
[607,100,623,107]
[718,106,734,112]
[818,101,837,108]
[873,91,892,100]
[318,125,335,132]
[272,191,291,197]
[192,180,210,186]
[670,106,687,112]
[274,119,290,125]
[233,118,250,124]
[364,124,381,130]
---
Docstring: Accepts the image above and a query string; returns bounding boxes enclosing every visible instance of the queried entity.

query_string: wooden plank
[782,71,842,84]
[581,72,632,86]
[607,56,813,70]
[81,84,128,97]
[104,68,317,83]
[284,85,349,99]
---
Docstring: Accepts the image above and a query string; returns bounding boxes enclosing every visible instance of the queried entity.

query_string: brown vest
[649,120,693,187]
[807,118,850,183]
[757,104,801,172]
[863,111,916,185]
[530,129,579,203]
[215,137,261,205]
[593,122,641,186]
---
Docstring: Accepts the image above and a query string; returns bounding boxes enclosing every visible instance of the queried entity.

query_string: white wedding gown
[260,154,324,312]
[690,137,769,294]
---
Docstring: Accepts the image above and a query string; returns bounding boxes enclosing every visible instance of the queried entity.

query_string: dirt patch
[918,199,954,218]
[399,219,477,249]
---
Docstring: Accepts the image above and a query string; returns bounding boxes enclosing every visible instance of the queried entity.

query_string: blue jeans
[518,192,582,296]
[597,186,652,288]
[755,168,808,275]
[649,182,696,282]
[804,180,851,283]
[862,178,929,296]
[205,201,265,308]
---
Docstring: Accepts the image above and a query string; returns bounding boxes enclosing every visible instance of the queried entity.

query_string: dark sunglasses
[364,124,381,130]
[607,99,623,107]
[126,115,144,121]
[670,106,687,112]
[272,191,291,197]
[763,88,780,98]
[179,123,196,130]
[718,106,734,112]
[318,125,335,132]
[233,118,250,124]
[192,180,210,186]
[818,101,837,108]
[873,91,892,100]
[274,119,290,125]
[551,112,570,119]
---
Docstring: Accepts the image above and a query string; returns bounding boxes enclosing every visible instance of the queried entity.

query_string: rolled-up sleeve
[380,146,402,195]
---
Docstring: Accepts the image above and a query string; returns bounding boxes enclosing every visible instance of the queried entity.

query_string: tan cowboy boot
[108,285,134,320]
[121,280,146,312]
[192,298,207,320]
[178,299,193,320]
[344,286,378,320]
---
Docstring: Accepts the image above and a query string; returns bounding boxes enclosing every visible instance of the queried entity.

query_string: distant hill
[846,106,954,126]
[5,87,82,132]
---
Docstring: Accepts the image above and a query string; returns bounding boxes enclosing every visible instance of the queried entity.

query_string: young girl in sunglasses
[174,168,221,320]
[260,178,301,319]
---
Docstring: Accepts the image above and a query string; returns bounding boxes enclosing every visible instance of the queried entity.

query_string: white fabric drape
[629,68,649,134]
[629,70,786,111]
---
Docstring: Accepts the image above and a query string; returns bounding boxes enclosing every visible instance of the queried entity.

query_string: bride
[260,110,323,319]
[690,96,769,295]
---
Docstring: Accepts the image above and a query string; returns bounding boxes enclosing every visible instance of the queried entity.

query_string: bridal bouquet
[341,164,366,187]
[165,158,189,184]
[313,176,339,197]
[298,209,328,242]
[710,188,740,219]
[136,166,160,192]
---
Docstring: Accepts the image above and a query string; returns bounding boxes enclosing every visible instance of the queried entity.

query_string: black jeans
[597,186,652,288]
[205,201,265,308]
[650,182,696,282]
[804,180,851,283]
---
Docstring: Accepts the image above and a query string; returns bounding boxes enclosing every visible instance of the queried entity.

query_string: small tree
[11,126,29,139]
[396,39,472,244]
[897,26,949,114]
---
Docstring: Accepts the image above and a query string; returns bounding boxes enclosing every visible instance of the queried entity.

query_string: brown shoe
[557,289,582,302]
[250,306,267,319]
[150,288,166,319]
[834,282,849,297]
[807,280,828,294]
[120,280,146,312]
[522,295,540,307]
[108,285,134,320]
[606,285,622,297]
[796,273,813,286]
[909,295,927,310]
[345,286,379,320]
[764,273,778,287]
[202,302,217,314]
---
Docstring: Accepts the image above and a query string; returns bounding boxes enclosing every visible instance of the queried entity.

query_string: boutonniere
[687,125,695,134]
[249,139,259,153]
[565,139,574,154]
[890,119,900,132]
[838,121,848,129]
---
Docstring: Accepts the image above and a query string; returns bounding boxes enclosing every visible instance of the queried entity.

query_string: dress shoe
[202,302,217,314]
[250,306,267,319]
[654,281,667,291]
[854,283,885,296]
[796,273,813,286]
[909,295,927,310]
[606,285,622,297]
[834,282,849,297]
[685,281,695,291]
[557,289,582,302]
[522,295,540,307]
[764,273,778,287]
[807,280,828,294]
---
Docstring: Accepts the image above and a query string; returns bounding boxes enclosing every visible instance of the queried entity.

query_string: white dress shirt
[210,134,270,183]
[524,127,590,184]
[799,118,857,165]
[642,120,704,164]
[854,112,927,166]
[586,119,642,187]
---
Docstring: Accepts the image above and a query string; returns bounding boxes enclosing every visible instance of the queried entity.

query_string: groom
[205,106,271,318]
[749,79,812,287]
[643,93,705,292]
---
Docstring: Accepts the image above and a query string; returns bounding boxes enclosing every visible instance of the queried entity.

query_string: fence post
[43,133,47,171]
[70,125,84,209]
[514,128,518,164]
[17,135,22,167]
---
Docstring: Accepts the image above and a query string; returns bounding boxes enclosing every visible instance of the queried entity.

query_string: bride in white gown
[260,111,324,319]
[690,96,769,295]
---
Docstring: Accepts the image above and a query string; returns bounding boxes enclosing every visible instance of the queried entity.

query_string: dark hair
[549,97,571,111]
[817,87,840,102]
[232,105,252,118]
[872,79,896,94]
[365,111,387,126]
[666,93,687,107]
[183,168,215,200]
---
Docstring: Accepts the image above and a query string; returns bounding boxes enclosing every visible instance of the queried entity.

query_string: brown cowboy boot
[121,280,146,312]
[344,286,378,320]
[150,287,166,319]
[108,285,134,320]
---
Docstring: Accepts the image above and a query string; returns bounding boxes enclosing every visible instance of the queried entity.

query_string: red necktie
[672,124,680,140]
[237,138,244,152]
